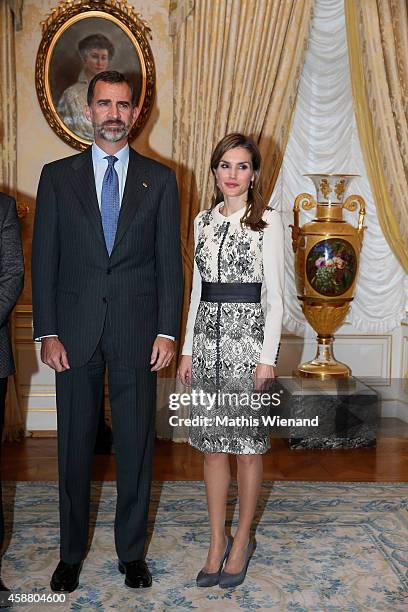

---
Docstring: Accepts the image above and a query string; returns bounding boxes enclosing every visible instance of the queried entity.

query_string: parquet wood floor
[2,418,408,482]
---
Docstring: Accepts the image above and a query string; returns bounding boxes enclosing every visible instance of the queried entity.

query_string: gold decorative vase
[291,174,366,379]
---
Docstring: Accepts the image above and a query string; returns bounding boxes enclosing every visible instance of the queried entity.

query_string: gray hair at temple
[78,34,115,61]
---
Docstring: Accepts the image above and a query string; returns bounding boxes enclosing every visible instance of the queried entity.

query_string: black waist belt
[201,282,262,303]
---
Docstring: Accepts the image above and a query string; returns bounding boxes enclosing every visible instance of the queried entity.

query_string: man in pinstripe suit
[0,192,24,591]
[32,71,183,592]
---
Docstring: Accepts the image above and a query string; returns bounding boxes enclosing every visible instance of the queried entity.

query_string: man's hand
[177,355,192,386]
[255,363,275,391]
[150,336,175,372]
[41,337,70,372]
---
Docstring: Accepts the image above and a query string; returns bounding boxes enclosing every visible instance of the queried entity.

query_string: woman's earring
[250,178,254,189]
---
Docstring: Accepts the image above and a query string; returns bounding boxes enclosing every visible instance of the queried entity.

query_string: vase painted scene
[306,238,356,297]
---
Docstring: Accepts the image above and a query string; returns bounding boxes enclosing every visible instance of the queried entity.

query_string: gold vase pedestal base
[296,361,351,379]
[295,336,351,380]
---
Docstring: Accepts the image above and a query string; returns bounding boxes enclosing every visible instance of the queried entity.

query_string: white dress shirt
[92,141,129,208]
[37,142,174,342]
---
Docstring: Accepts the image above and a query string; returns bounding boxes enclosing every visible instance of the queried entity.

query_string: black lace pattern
[189,209,271,455]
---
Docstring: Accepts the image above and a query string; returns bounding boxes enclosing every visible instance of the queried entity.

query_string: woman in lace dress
[178,133,284,588]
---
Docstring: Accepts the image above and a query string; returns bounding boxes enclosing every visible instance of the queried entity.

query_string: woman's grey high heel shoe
[219,539,255,588]
[196,535,233,587]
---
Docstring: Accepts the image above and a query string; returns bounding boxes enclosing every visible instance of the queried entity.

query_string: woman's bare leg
[201,452,231,572]
[224,454,262,573]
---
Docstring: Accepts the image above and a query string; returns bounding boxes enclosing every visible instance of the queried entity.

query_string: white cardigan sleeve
[181,214,202,356]
[259,209,285,366]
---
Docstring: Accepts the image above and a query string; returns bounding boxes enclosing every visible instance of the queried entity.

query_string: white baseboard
[381,400,408,422]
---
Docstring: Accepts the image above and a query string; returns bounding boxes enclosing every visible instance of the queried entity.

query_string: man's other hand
[150,337,175,372]
[41,337,70,372]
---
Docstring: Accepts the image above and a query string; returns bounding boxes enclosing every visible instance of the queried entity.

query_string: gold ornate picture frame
[35,0,155,150]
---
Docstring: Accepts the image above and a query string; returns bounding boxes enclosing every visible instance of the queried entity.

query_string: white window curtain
[270,0,407,336]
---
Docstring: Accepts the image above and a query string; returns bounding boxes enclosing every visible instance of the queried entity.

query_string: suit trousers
[55,310,156,564]
[0,378,6,550]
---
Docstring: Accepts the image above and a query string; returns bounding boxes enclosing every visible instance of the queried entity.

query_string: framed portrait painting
[35,0,155,150]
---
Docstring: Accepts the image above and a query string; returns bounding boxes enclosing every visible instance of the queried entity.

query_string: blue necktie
[101,155,120,256]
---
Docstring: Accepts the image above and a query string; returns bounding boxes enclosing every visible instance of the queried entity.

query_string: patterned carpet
[2,481,408,610]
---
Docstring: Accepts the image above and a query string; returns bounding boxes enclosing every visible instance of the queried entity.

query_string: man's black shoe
[50,560,83,593]
[118,560,152,588]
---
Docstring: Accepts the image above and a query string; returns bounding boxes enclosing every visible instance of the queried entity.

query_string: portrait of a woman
[178,133,284,588]
[57,33,114,140]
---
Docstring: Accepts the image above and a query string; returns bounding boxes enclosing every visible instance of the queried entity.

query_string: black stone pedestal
[274,377,379,449]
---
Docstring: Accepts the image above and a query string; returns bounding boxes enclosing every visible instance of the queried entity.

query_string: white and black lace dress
[182,203,284,454]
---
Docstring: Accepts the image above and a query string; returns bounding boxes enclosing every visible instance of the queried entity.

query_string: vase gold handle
[291,193,316,253]
[342,194,366,246]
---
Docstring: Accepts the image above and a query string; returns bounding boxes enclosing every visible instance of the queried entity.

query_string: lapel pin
[142,181,148,188]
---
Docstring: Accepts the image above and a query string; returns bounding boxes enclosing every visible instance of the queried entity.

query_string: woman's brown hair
[210,133,267,231]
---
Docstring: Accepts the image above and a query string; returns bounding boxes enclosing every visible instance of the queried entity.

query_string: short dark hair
[78,34,115,61]
[87,70,136,106]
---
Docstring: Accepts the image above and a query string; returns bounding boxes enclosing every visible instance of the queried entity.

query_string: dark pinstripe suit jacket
[31,146,183,368]
[0,193,24,378]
